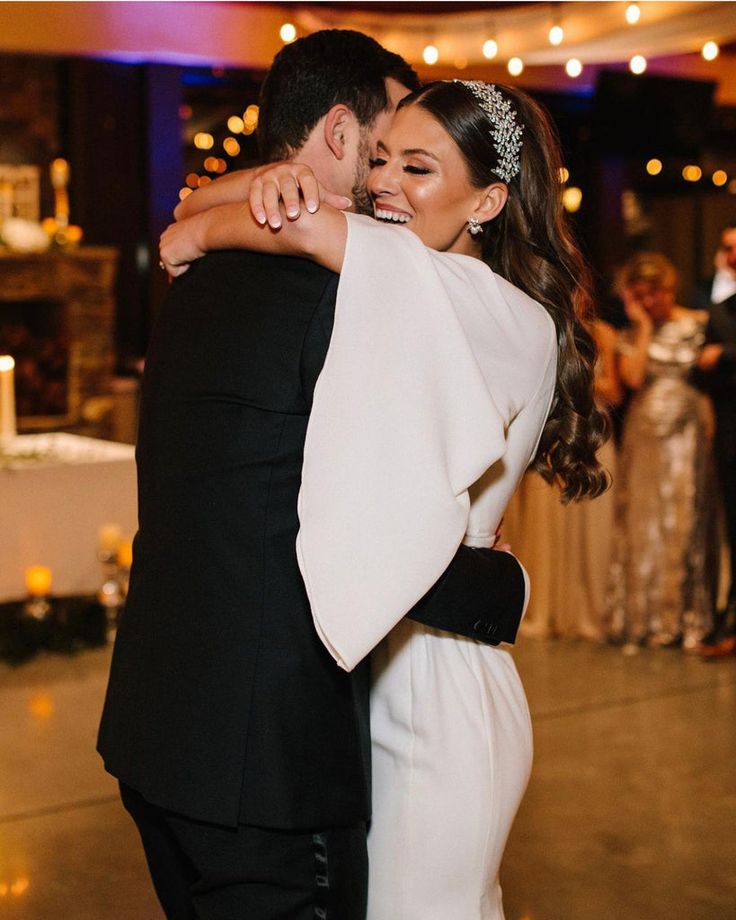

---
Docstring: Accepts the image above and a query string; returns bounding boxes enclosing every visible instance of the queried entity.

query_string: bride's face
[368,104,494,255]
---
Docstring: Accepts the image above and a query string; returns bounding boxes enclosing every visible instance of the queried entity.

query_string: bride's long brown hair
[401,81,609,502]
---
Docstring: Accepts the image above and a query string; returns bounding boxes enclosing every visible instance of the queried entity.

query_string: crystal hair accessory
[452,80,524,183]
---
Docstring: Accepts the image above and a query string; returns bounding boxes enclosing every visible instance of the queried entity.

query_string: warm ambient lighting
[25,565,52,597]
[194,132,214,150]
[280,23,296,43]
[626,3,641,25]
[562,187,583,213]
[629,55,647,75]
[712,170,728,187]
[565,59,583,78]
[549,25,564,46]
[646,158,663,176]
[423,44,439,65]
[178,188,192,201]
[702,41,719,61]
[482,39,498,60]
[185,173,199,188]
[507,57,524,77]
[682,165,702,182]
[223,137,241,157]
[0,355,14,372]
[559,167,570,183]
[227,115,245,134]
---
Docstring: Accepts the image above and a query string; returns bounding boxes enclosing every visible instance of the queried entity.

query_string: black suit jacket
[98,249,526,830]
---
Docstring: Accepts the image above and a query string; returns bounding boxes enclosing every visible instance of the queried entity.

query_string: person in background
[697,220,736,657]
[605,252,718,652]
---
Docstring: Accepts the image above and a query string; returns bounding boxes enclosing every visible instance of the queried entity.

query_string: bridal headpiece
[452,80,524,183]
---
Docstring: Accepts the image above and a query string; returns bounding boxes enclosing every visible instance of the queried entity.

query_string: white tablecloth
[1,433,137,601]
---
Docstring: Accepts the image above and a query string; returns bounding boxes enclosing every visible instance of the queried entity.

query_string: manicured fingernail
[255,211,267,225]
[269,216,282,229]
[286,206,299,218]
[306,199,318,213]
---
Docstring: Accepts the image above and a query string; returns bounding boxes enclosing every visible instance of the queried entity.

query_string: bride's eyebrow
[402,148,440,162]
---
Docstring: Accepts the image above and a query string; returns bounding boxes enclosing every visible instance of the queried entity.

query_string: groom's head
[258,30,419,211]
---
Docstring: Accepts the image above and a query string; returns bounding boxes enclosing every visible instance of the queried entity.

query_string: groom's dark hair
[257,29,420,162]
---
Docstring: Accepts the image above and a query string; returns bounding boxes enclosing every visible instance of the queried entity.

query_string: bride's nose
[368,163,400,198]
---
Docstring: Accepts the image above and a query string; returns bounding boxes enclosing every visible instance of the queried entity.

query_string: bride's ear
[323,104,354,161]
[474,184,508,225]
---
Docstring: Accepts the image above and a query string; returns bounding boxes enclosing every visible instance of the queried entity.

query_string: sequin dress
[605,312,717,647]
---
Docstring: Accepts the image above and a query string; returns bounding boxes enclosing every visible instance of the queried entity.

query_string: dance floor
[0,638,734,919]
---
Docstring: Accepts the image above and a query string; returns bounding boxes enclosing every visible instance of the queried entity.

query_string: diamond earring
[468,217,483,236]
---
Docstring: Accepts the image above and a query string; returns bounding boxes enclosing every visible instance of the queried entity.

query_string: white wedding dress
[297,214,558,919]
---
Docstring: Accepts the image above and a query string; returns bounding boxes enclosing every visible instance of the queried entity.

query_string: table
[1,433,137,601]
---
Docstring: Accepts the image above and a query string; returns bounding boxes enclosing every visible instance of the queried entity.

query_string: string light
[626,3,641,25]
[223,137,241,156]
[280,23,296,43]
[227,116,245,134]
[646,159,663,176]
[185,173,199,188]
[194,132,214,150]
[682,165,702,182]
[712,170,728,187]
[565,59,582,78]
[507,57,524,77]
[562,187,583,213]
[482,39,498,60]
[549,25,564,46]
[558,167,570,184]
[178,188,193,201]
[702,41,719,61]
[629,55,647,75]
[423,44,439,65]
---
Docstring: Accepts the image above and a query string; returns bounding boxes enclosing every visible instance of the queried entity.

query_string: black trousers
[120,784,368,920]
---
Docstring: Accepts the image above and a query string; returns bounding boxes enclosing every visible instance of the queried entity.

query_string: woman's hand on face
[622,290,653,332]
[159,218,204,277]
[249,162,352,229]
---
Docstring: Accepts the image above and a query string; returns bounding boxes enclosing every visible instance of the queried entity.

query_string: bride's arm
[174,163,350,225]
[159,200,348,275]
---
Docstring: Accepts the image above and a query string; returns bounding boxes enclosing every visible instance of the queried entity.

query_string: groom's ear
[323,104,354,161]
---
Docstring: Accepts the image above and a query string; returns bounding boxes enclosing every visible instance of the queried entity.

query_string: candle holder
[97,526,124,640]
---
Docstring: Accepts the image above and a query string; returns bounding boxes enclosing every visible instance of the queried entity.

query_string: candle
[117,538,133,569]
[0,355,17,446]
[25,565,52,597]
[98,523,122,553]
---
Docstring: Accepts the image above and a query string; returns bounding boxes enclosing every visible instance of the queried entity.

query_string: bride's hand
[249,161,352,229]
[159,215,205,277]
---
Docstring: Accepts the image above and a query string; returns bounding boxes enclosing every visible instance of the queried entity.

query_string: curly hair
[401,81,610,502]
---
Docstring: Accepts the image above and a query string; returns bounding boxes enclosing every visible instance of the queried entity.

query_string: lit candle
[98,523,122,553]
[0,355,17,446]
[25,565,52,597]
[117,538,133,569]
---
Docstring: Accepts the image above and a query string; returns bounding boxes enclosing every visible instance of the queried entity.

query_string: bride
[161,80,608,920]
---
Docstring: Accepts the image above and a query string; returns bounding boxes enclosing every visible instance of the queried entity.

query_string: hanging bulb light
[629,55,647,75]
[279,23,296,43]
[565,59,583,78]
[702,41,719,61]
[646,159,663,176]
[712,170,728,187]
[549,25,564,46]
[482,39,498,60]
[625,3,641,25]
[423,44,439,65]
[507,57,524,77]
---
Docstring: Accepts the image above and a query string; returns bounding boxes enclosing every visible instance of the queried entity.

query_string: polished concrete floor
[1,638,734,919]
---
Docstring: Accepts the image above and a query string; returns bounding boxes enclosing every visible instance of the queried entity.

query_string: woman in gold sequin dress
[606,253,717,650]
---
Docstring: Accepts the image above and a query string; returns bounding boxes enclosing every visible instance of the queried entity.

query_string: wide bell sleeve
[296,214,510,671]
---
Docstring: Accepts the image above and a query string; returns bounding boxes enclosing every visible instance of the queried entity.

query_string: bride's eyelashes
[368,157,431,176]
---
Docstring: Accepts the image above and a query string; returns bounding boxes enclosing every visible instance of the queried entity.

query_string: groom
[98,30,527,920]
